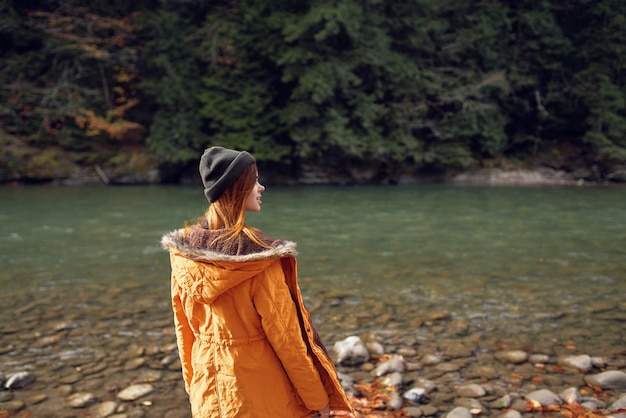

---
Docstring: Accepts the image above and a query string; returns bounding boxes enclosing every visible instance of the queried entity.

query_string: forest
[1,0,625,184]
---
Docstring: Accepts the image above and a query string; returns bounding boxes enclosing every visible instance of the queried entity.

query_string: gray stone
[489,394,512,409]
[374,357,405,376]
[388,391,403,410]
[558,354,592,372]
[610,394,626,412]
[0,400,25,413]
[559,387,580,404]
[584,370,626,390]
[403,406,423,418]
[4,371,36,389]
[453,398,487,414]
[68,392,98,408]
[90,400,119,418]
[495,350,528,364]
[333,336,369,366]
[525,389,562,406]
[404,387,428,405]
[117,383,154,401]
[496,410,522,418]
[456,383,486,398]
[446,406,472,418]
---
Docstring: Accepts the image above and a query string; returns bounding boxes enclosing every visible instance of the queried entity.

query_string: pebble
[4,371,36,389]
[1,281,624,418]
[404,406,423,417]
[584,370,626,390]
[489,394,511,409]
[332,336,369,366]
[0,392,14,402]
[374,357,405,376]
[67,392,97,408]
[378,371,403,388]
[421,354,441,365]
[89,400,119,417]
[495,350,528,364]
[525,389,562,406]
[496,410,521,418]
[0,400,25,412]
[29,393,48,404]
[558,354,592,371]
[610,394,626,411]
[559,387,580,404]
[456,383,485,398]
[117,383,154,401]
[388,391,403,410]
[403,387,428,404]
[453,398,486,414]
[446,406,472,418]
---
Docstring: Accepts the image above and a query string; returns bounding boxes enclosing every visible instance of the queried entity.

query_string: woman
[161,147,354,417]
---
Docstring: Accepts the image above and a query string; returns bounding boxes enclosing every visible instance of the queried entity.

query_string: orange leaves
[73,108,144,141]
[338,382,410,417]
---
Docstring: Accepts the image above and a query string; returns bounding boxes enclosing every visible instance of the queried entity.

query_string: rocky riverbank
[1,282,625,418]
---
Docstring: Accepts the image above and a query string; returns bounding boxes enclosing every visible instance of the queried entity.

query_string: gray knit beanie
[199,147,255,203]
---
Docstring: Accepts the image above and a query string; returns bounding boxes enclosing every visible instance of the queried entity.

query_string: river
[0,184,625,416]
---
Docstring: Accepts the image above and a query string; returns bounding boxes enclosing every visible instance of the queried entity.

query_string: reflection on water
[1,184,625,308]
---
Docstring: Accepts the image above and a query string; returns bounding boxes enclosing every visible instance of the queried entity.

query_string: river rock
[525,389,562,406]
[446,406,472,418]
[338,372,356,394]
[453,398,487,414]
[609,394,626,411]
[404,387,428,405]
[558,354,592,371]
[333,336,369,366]
[529,354,550,364]
[388,391,403,410]
[29,393,48,404]
[421,404,439,416]
[495,350,528,364]
[117,383,154,401]
[365,340,384,355]
[436,362,460,372]
[89,400,119,417]
[374,357,405,376]
[0,400,25,413]
[68,392,98,408]
[124,357,146,371]
[0,392,13,402]
[584,370,626,390]
[591,356,607,368]
[559,387,580,404]
[496,410,522,418]
[4,371,36,389]
[404,406,423,417]
[421,354,441,365]
[379,371,403,388]
[489,394,512,409]
[457,383,486,398]
[441,342,473,358]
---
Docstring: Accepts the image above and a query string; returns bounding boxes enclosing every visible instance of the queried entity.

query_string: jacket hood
[161,228,298,303]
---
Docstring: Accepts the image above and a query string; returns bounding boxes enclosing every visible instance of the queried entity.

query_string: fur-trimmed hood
[161,228,298,304]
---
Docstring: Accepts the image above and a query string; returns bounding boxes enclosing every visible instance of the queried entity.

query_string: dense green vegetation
[1,0,624,183]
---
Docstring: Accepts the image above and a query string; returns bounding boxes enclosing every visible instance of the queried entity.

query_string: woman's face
[245,173,265,212]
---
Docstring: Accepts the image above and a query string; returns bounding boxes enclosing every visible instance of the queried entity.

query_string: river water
[2,184,625,344]
[1,184,625,416]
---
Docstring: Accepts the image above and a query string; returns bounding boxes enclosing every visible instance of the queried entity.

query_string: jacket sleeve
[251,261,329,411]
[171,266,195,394]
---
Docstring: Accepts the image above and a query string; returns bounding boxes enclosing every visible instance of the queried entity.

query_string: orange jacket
[162,229,354,417]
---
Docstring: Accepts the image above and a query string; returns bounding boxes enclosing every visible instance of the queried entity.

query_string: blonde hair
[199,163,270,249]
